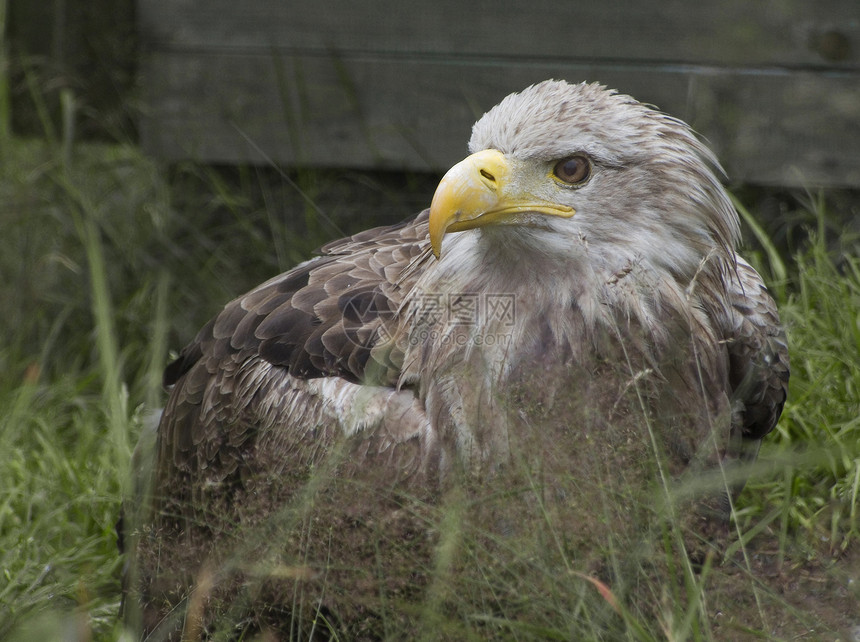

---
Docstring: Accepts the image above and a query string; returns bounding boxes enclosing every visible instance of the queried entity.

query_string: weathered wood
[138,0,860,187]
[138,0,860,69]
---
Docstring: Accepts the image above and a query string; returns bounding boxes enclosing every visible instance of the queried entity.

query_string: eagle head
[429,80,740,282]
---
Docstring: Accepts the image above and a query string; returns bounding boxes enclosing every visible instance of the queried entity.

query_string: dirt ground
[707,538,860,641]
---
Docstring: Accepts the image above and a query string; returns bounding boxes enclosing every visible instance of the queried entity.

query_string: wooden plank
[139,51,860,187]
[138,0,860,70]
[137,0,860,186]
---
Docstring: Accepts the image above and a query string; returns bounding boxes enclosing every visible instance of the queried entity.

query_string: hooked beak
[428,149,575,259]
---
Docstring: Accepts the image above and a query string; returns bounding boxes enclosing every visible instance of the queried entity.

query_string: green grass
[741,230,860,555]
[0,129,858,639]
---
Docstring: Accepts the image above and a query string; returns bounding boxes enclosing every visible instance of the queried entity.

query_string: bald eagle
[125,80,788,639]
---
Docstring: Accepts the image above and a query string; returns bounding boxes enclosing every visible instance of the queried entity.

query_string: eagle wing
[152,211,433,495]
[723,256,790,456]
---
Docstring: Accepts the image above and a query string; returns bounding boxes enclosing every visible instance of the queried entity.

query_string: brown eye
[553,154,591,185]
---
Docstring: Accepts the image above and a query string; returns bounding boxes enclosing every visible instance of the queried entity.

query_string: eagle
[124,80,788,639]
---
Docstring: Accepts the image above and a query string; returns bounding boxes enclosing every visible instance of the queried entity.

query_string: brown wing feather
[724,256,790,446]
[154,211,431,490]
[165,211,430,385]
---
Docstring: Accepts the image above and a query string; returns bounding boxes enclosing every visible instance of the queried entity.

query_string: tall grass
[741,236,860,556]
[0,136,161,638]
[0,106,858,637]
[733,198,860,557]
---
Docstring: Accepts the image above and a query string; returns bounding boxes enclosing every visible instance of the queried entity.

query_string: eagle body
[126,81,788,639]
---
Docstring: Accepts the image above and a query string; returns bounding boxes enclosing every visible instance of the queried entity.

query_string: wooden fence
[138,1,860,187]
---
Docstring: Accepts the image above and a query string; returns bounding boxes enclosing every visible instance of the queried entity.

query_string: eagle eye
[553,154,591,186]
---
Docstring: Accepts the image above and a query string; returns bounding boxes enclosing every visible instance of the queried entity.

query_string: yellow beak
[428,149,575,259]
